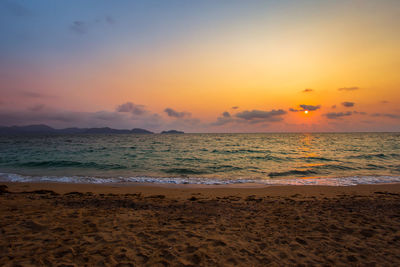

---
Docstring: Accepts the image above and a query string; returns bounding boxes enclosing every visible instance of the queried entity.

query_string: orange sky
[1,0,399,132]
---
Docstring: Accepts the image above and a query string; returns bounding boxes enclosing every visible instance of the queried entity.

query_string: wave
[313,164,356,171]
[211,149,271,154]
[300,156,335,162]
[15,160,127,170]
[249,155,285,161]
[162,165,244,175]
[347,153,400,160]
[162,168,209,175]
[268,169,317,177]
[1,172,400,186]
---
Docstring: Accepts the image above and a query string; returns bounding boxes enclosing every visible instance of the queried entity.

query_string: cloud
[338,87,359,91]
[1,1,30,16]
[20,91,46,98]
[28,104,46,112]
[222,112,231,118]
[290,104,321,112]
[371,113,400,119]
[93,111,124,121]
[0,107,164,130]
[300,105,320,111]
[164,108,191,118]
[331,105,337,109]
[105,16,116,25]
[231,106,239,110]
[235,109,287,122]
[324,111,352,119]
[70,21,87,34]
[381,100,389,104]
[212,109,287,126]
[342,101,355,107]
[353,111,367,115]
[0,109,84,125]
[302,88,313,93]
[116,102,147,115]
[211,112,234,126]
[69,16,116,35]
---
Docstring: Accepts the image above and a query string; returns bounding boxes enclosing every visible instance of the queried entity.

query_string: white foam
[1,172,400,186]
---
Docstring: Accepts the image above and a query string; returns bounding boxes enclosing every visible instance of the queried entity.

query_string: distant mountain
[59,127,88,134]
[161,130,184,134]
[0,125,154,135]
[84,127,132,134]
[131,128,153,134]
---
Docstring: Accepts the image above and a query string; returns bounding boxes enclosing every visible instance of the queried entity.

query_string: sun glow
[304,110,309,114]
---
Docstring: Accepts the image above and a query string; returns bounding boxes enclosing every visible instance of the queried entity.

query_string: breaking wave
[1,172,400,186]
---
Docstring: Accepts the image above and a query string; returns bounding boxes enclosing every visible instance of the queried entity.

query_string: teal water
[0,133,400,185]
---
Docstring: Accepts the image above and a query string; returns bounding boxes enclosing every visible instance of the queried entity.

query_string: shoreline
[2,170,400,187]
[3,181,400,197]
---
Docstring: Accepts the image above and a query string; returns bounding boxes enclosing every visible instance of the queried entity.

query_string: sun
[304,110,309,114]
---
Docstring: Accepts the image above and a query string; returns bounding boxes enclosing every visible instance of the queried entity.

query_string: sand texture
[1,183,400,266]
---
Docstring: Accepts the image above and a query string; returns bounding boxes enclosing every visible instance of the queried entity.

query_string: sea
[1,133,400,186]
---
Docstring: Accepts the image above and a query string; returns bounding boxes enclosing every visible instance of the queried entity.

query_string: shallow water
[1,133,400,185]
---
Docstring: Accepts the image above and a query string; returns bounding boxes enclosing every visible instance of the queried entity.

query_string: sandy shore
[1,182,400,266]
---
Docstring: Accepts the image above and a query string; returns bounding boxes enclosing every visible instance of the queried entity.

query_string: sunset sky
[1,0,399,132]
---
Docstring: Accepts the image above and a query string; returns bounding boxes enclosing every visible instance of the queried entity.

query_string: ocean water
[0,133,400,186]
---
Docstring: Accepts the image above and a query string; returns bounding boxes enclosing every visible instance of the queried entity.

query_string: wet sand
[1,182,400,266]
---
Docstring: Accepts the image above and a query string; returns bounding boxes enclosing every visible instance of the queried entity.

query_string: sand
[1,182,400,266]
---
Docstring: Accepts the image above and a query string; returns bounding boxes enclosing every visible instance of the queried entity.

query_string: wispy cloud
[302,88,313,93]
[69,16,116,35]
[338,86,359,91]
[20,91,48,98]
[371,113,400,119]
[93,111,124,121]
[70,21,87,34]
[324,111,352,119]
[353,111,367,115]
[1,0,30,17]
[28,104,46,112]
[105,16,116,25]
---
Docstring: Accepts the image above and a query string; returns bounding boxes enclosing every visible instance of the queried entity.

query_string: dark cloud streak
[70,21,87,34]
[290,104,321,112]
[371,113,400,119]
[324,111,352,119]
[20,91,47,98]
[1,1,30,16]
[235,109,286,121]
[342,102,355,107]
[338,87,359,91]
[164,108,190,118]
[116,102,147,115]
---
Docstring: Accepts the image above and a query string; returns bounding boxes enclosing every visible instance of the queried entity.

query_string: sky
[0,0,399,132]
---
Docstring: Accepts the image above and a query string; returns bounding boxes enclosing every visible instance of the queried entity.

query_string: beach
[1,182,400,266]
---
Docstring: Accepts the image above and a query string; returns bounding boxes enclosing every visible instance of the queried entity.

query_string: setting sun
[304,110,309,114]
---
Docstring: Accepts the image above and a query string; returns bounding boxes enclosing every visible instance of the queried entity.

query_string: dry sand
[1,182,400,266]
